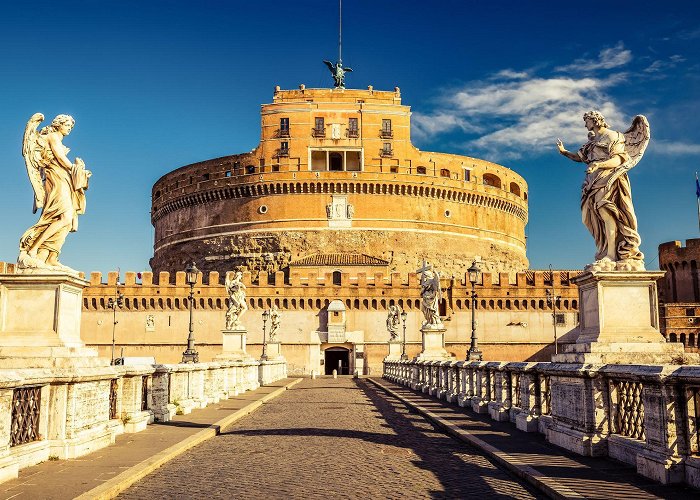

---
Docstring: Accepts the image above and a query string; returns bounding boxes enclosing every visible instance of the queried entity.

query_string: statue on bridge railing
[417,261,443,328]
[386,304,401,341]
[225,271,248,329]
[18,113,92,274]
[557,111,650,272]
[268,304,281,342]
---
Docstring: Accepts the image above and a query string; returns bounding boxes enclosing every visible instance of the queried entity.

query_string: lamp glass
[185,261,199,285]
[467,262,480,285]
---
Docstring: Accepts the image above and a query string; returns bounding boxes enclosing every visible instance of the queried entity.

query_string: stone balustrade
[0,358,287,483]
[384,359,700,490]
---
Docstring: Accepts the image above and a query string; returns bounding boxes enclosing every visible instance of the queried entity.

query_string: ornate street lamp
[181,261,200,363]
[261,309,270,360]
[400,310,408,360]
[107,289,124,365]
[467,260,483,361]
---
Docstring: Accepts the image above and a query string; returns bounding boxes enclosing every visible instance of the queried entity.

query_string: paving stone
[119,378,541,499]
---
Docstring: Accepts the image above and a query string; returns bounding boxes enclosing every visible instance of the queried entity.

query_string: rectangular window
[225,171,231,177]
[381,143,393,156]
[348,117,359,138]
[314,117,325,137]
[381,119,393,138]
[687,307,695,316]
[463,169,471,181]
[554,313,566,326]
[279,141,289,156]
[390,166,399,173]
[280,117,289,136]
[202,173,210,180]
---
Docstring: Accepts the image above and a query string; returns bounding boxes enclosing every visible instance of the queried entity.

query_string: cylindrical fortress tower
[150,86,529,277]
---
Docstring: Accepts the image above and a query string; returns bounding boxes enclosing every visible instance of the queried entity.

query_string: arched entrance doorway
[329,152,343,171]
[324,347,350,375]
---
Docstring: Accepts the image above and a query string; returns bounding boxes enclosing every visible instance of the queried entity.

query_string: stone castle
[150,86,528,278]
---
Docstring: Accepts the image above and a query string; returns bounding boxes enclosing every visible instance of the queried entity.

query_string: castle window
[155,190,161,198]
[202,173,210,181]
[313,117,325,137]
[440,168,450,178]
[509,182,521,196]
[280,117,290,137]
[554,313,566,325]
[463,169,471,181]
[348,118,359,138]
[225,171,231,177]
[416,166,426,175]
[686,307,695,316]
[332,271,342,285]
[390,166,399,173]
[483,173,502,189]
[279,141,289,157]
[381,119,393,138]
[246,165,255,174]
[380,143,393,157]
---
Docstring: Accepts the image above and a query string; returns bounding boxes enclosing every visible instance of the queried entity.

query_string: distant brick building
[658,239,700,351]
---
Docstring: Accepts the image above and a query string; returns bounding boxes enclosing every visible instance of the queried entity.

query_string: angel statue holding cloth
[556,111,650,272]
[17,113,91,274]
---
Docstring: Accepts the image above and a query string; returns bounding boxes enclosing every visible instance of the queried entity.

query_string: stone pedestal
[414,325,454,361]
[552,271,686,364]
[215,327,255,361]
[262,341,284,360]
[385,341,402,360]
[0,273,108,368]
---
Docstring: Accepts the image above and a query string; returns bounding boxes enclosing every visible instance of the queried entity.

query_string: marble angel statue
[418,266,442,327]
[268,304,281,342]
[225,271,248,329]
[556,111,650,271]
[386,304,401,341]
[18,113,91,273]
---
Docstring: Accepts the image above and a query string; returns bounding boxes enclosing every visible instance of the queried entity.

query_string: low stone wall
[383,359,700,490]
[0,358,287,484]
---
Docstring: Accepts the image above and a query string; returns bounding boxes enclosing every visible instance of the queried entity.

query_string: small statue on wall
[269,304,281,341]
[225,271,248,329]
[386,304,401,340]
[556,111,650,271]
[323,60,352,89]
[18,113,92,274]
[417,261,442,327]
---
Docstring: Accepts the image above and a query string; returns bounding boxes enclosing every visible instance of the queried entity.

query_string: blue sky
[1,0,699,274]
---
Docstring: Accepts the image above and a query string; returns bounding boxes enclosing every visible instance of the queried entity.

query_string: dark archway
[324,347,349,375]
[329,152,343,171]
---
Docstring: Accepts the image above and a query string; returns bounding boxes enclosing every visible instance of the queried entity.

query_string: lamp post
[261,309,270,360]
[181,261,200,363]
[546,268,562,355]
[400,310,408,360]
[467,260,483,361]
[107,290,124,365]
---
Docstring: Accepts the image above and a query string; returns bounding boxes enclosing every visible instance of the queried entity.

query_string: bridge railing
[384,359,700,490]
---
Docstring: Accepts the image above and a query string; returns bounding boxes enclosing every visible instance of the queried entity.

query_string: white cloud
[644,55,686,73]
[651,141,700,155]
[411,71,626,159]
[555,42,632,73]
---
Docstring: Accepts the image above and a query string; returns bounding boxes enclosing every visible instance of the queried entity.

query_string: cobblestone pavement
[120,378,542,499]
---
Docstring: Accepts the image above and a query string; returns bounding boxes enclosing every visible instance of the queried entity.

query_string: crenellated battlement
[1,263,580,314]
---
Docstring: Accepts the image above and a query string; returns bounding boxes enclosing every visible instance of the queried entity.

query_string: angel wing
[344,67,353,73]
[323,60,335,72]
[22,113,46,214]
[623,115,650,170]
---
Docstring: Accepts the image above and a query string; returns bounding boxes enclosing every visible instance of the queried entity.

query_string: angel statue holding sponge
[17,113,91,274]
[556,111,650,272]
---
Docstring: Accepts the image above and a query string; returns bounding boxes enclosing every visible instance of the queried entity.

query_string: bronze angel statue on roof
[323,60,352,88]
[556,111,650,272]
[17,113,91,274]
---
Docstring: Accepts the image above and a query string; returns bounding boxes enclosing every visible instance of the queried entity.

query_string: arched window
[440,168,450,178]
[332,270,342,285]
[509,182,521,196]
[483,173,502,189]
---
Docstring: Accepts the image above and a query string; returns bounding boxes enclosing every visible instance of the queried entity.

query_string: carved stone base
[414,325,454,361]
[215,328,255,362]
[262,342,284,360]
[384,341,403,360]
[551,270,692,364]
